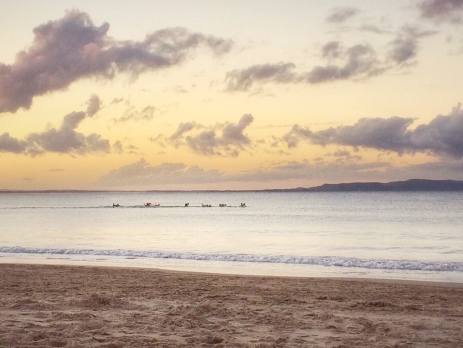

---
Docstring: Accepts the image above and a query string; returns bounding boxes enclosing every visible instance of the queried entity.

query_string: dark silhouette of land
[293,179,463,192]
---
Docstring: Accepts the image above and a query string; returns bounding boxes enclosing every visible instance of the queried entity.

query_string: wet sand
[0,263,462,347]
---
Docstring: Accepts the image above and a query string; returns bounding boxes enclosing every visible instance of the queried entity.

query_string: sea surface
[1,191,462,283]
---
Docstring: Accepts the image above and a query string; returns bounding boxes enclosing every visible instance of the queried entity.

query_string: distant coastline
[2,179,463,193]
[294,179,463,192]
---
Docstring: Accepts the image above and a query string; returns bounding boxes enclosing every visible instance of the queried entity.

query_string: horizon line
[2,178,463,193]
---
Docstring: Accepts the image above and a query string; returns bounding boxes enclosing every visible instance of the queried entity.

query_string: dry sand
[0,264,462,347]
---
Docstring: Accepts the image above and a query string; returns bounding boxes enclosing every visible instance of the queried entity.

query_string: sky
[1,0,463,190]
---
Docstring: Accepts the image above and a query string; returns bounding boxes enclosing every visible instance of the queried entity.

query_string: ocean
[1,191,462,283]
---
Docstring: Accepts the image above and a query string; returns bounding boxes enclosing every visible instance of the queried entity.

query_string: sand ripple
[0,264,462,347]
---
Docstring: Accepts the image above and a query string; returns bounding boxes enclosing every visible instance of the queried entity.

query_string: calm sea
[0,191,462,282]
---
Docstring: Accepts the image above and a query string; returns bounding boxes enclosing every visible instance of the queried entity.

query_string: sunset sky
[1,0,463,190]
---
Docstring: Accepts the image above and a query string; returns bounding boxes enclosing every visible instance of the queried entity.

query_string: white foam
[1,246,462,273]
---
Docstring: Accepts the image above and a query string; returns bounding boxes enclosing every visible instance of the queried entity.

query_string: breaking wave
[1,246,462,273]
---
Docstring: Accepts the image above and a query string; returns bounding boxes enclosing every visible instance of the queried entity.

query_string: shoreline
[3,260,463,288]
[1,263,462,347]
[3,255,463,285]
[2,255,463,285]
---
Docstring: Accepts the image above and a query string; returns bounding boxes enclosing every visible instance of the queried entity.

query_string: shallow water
[1,191,462,282]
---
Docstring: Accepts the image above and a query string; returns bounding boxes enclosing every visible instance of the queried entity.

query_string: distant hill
[298,179,463,192]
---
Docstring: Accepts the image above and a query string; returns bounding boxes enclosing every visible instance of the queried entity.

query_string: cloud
[284,117,414,152]
[169,122,198,146]
[0,133,28,153]
[0,10,232,113]
[26,111,109,155]
[225,42,383,91]
[411,103,463,157]
[321,41,342,60]
[358,24,391,35]
[112,140,139,154]
[303,43,382,83]
[168,114,254,156]
[387,26,436,66]
[326,7,359,24]
[225,63,296,92]
[85,94,102,117]
[113,103,158,123]
[388,35,418,65]
[97,158,225,188]
[149,134,167,148]
[0,95,110,155]
[225,42,386,91]
[283,103,463,159]
[225,23,436,92]
[418,0,463,23]
[231,160,394,183]
[221,113,254,147]
[96,157,463,190]
[330,149,362,161]
[110,97,124,105]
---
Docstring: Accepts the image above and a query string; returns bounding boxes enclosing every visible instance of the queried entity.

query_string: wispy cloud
[326,7,359,24]
[225,63,296,92]
[224,32,430,92]
[98,158,225,187]
[113,103,158,123]
[0,10,232,114]
[225,41,385,91]
[225,6,439,93]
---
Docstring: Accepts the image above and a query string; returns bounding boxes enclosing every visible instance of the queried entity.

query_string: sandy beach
[0,264,462,347]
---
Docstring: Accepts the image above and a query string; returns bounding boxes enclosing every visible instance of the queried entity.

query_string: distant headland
[284,179,463,192]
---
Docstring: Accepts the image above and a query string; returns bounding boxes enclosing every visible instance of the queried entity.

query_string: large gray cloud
[284,117,414,153]
[411,104,463,157]
[168,114,254,156]
[418,0,463,23]
[0,95,109,155]
[0,10,232,113]
[283,103,463,159]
